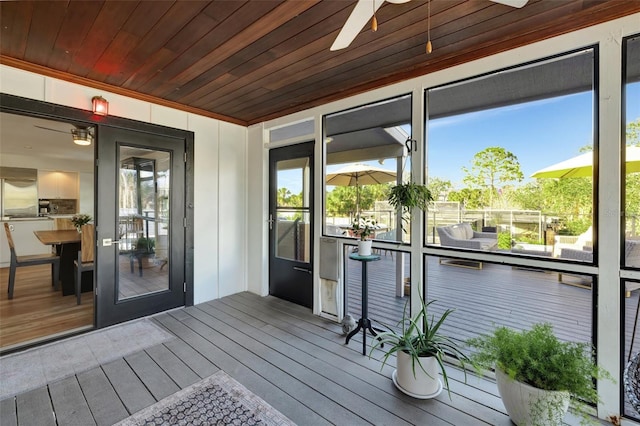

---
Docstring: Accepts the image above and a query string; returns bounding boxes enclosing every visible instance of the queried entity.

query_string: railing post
[510,210,513,238]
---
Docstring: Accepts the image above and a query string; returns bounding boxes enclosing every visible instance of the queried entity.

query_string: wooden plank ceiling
[1,0,639,126]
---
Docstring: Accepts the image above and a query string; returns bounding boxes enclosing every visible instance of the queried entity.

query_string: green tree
[462,147,524,209]
[277,187,302,207]
[512,179,592,217]
[326,184,389,217]
[627,119,640,147]
[427,177,453,201]
[626,119,640,234]
[448,188,485,210]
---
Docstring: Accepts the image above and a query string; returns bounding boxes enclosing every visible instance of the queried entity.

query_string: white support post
[597,32,623,420]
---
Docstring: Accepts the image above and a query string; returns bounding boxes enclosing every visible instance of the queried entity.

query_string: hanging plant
[387,182,433,233]
[387,182,433,214]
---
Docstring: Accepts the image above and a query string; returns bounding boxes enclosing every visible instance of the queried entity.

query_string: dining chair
[74,223,94,305]
[3,223,60,299]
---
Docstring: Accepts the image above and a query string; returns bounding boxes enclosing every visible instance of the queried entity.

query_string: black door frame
[0,93,195,324]
[96,126,187,327]
[269,141,314,308]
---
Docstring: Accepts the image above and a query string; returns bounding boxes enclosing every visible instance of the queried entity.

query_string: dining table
[33,229,92,296]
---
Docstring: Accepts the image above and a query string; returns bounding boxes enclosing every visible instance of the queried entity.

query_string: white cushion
[461,223,474,239]
[576,226,592,246]
[449,224,467,240]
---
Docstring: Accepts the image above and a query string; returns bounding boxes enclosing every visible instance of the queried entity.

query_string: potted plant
[467,323,612,425]
[370,297,471,399]
[71,213,92,232]
[135,236,155,254]
[387,182,433,233]
[350,216,378,256]
[387,182,432,290]
[134,236,156,268]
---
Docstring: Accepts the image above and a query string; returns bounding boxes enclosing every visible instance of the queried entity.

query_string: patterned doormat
[115,370,295,426]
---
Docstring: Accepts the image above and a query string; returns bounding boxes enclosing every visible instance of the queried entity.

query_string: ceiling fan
[34,124,94,146]
[330,0,529,51]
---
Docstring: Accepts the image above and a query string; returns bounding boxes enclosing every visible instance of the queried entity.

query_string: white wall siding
[218,121,248,297]
[0,66,45,99]
[246,123,269,296]
[191,113,221,304]
[152,104,188,130]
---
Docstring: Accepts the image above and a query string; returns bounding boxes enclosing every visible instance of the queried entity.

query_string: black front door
[269,142,314,308]
[96,126,186,327]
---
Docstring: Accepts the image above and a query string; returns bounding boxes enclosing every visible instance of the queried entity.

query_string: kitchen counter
[1,216,52,222]
[0,214,79,222]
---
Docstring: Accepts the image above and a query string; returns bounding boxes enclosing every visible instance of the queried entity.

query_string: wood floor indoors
[0,292,603,426]
[0,264,93,349]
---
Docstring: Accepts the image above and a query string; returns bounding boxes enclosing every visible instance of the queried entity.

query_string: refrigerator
[1,179,39,218]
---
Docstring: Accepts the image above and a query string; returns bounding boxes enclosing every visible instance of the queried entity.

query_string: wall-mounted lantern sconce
[92,96,109,116]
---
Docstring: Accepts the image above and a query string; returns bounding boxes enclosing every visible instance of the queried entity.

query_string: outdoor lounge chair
[436,223,497,251]
[553,226,592,257]
[436,223,497,269]
[559,240,640,287]
[560,240,640,266]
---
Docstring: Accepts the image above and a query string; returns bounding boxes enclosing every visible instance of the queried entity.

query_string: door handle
[267,214,274,230]
[293,266,312,274]
[102,238,122,247]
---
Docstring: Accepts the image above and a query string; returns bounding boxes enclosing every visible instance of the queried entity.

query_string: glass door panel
[118,147,170,300]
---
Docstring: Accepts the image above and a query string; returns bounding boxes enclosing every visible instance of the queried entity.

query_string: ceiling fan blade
[490,0,528,8]
[34,125,69,134]
[331,0,385,51]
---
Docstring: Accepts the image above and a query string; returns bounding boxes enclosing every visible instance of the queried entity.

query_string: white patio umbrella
[326,163,397,216]
[531,146,640,178]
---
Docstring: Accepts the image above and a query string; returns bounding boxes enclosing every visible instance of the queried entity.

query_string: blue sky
[428,82,640,187]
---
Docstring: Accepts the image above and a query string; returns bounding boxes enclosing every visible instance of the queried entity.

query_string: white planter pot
[495,368,570,426]
[392,350,442,399]
[358,240,372,256]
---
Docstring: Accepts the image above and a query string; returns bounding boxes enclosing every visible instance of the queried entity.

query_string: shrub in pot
[467,323,612,425]
[370,298,470,399]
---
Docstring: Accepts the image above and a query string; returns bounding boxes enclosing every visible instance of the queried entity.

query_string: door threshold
[1,325,94,356]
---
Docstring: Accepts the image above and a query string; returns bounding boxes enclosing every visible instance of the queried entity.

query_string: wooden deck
[346,253,639,355]
[0,292,601,425]
[346,252,640,421]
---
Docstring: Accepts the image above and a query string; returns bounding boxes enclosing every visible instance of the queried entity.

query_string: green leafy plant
[349,216,378,241]
[71,213,92,228]
[557,218,591,236]
[497,232,512,250]
[135,237,155,253]
[370,297,471,398]
[387,182,433,232]
[515,232,543,245]
[467,323,612,424]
